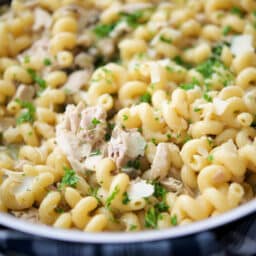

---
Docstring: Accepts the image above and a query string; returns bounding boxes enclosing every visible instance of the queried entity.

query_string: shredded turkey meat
[33,7,52,31]
[19,38,50,64]
[56,103,107,172]
[63,70,92,94]
[14,85,35,102]
[12,208,39,224]
[160,177,184,195]
[147,143,172,180]
[108,127,146,168]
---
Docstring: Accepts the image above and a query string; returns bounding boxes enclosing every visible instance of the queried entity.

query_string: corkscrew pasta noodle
[0,0,255,232]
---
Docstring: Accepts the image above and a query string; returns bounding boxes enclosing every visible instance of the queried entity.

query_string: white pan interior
[0,199,255,243]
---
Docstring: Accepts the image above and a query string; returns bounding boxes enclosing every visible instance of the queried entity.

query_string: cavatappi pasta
[0,0,255,232]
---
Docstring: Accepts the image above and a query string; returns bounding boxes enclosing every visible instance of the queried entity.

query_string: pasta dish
[0,0,255,232]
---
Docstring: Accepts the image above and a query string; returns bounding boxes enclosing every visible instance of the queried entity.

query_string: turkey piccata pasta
[0,0,256,232]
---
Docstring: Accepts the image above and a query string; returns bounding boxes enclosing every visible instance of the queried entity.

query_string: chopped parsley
[123,114,128,121]
[165,66,174,73]
[180,78,199,90]
[212,42,230,57]
[154,201,169,212]
[27,68,47,92]
[122,192,130,205]
[15,99,36,125]
[89,149,101,156]
[183,135,192,143]
[58,167,78,190]
[173,55,193,69]
[196,58,222,79]
[91,118,101,126]
[129,224,137,231]
[207,137,213,146]
[170,215,178,226]
[139,92,151,103]
[145,207,158,229]
[89,187,101,203]
[166,133,172,139]
[93,23,116,38]
[203,93,213,102]
[124,159,141,170]
[222,25,231,36]
[159,35,172,44]
[151,138,157,145]
[43,58,52,66]
[105,123,115,141]
[55,207,65,214]
[93,9,150,38]
[119,10,144,28]
[23,55,30,63]
[207,154,214,162]
[153,182,167,200]
[106,186,120,208]
[194,107,201,112]
[230,7,244,17]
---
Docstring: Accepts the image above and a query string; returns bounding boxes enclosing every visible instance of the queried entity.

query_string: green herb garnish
[154,201,169,212]
[129,224,137,231]
[153,182,167,200]
[196,58,221,79]
[166,134,172,139]
[124,159,140,170]
[165,66,174,73]
[159,35,172,44]
[184,135,192,143]
[145,207,158,229]
[123,114,128,121]
[93,23,116,38]
[27,68,47,92]
[91,118,101,126]
[230,7,244,17]
[55,207,65,214]
[170,215,178,226]
[207,137,213,146]
[180,78,199,90]
[89,187,101,203]
[43,58,52,66]
[24,55,30,63]
[58,167,78,190]
[203,93,213,102]
[212,42,230,57]
[89,149,101,156]
[207,154,214,162]
[139,92,151,103]
[194,108,201,112]
[151,138,157,145]
[173,55,192,69]
[15,99,36,125]
[106,186,120,208]
[120,10,143,28]
[222,25,231,36]
[122,192,130,205]
[105,123,115,141]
